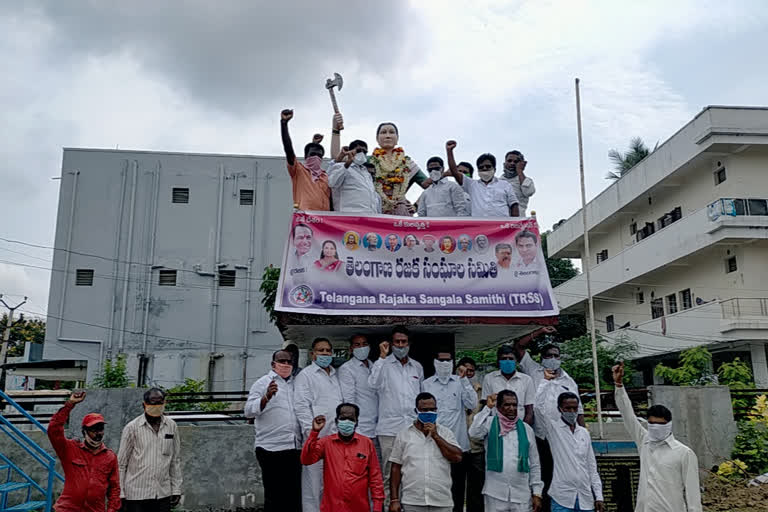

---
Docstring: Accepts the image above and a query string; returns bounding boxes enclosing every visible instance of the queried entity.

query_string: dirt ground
[702,473,768,511]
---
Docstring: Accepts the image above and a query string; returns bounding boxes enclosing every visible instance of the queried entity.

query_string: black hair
[311,337,332,350]
[143,387,166,403]
[391,325,410,339]
[376,122,399,136]
[541,344,560,357]
[505,150,524,160]
[434,347,453,358]
[304,142,325,158]
[497,344,517,362]
[336,402,360,419]
[318,240,338,259]
[497,389,518,406]
[457,161,474,177]
[272,349,292,362]
[457,356,477,368]
[647,404,672,422]
[415,392,436,409]
[427,156,444,168]
[292,223,313,238]
[476,153,496,168]
[349,140,368,152]
[495,242,512,253]
[515,230,538,244]
[557,391,580,409]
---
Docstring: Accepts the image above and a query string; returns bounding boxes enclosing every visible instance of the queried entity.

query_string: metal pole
[0,295,28,391]
[574,78,604,439]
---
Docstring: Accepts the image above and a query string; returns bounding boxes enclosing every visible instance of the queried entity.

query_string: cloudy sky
[2,0,768,317]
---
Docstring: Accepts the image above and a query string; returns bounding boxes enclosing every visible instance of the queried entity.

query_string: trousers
[122,498,171,512]
[301,459,324,512]
[255,447,302,512]
[378,435,397,505]
[483,495,531,512]
[466,450,486,512]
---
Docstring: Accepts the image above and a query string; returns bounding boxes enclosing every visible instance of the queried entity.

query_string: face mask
[83,431,104,449]
[305,155,322,170]
[478,170,495,182]
[144,404,165,417]
[561,411,578,426]
[315,355,333,368]
[417,411,437,425]
[337,419,357,436]
[542,358,561,371]
[353,346,370,361]
[503,167,518,179]
[429,169,443,182]
[499,359,516,374]
[353,152,367,165]
[647,422,673,442]
[273,362,292,379]
[434,360,453,379]
[392,346,410,360]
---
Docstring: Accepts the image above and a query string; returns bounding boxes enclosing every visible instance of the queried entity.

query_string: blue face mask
[417,411,438,425]
[337,419,356,436]
[499,359,517,374]
[315,355,333,368]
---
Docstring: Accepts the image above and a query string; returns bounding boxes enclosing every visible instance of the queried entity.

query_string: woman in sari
[314,240,342,272]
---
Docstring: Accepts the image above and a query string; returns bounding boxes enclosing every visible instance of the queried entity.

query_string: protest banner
[275,212,559,317]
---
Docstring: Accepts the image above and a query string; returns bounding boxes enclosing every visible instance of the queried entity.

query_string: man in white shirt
[328,140,382,214]
[612,363,702,512]
[244,350,302,512]
[422,350,479,512]
[514,231,540,268]
[456,162,474,215]
[468,390,543,512]
[293,338,344,512]
[418,156,468,217]
[501,151,536,217]
[537,392,603,512]
[389,392,464,512]
[337,334,379,442]
[368,326,424,505]
[481,345,536,426]
[446,140,520,218]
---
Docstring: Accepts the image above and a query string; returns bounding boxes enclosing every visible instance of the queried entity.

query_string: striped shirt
[117,414,182,500]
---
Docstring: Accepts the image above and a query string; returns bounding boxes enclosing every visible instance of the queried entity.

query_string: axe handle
[328,88,340,114]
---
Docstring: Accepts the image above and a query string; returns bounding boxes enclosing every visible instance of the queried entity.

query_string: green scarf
[486,415,530,473]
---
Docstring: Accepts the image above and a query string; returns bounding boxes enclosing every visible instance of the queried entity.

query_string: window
[172,188,189,204]
[240,189,254,206]
[680,289,692,310]
[606,315,615,333]
[748,199,768,216]
[219,270,236,287]
[636,222,655,242]
[635,291,645,304]
[726,256,738,273]
[666,294,678,314]
[657,206,682,230]
[651,298,664,319]
[75,269,94,286]
[714,166,727,185]
[629,222,637,235]
[596,249,608,264]
[159,270,177,286]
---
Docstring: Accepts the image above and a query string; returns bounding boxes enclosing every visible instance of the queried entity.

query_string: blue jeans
[551,497,593,512]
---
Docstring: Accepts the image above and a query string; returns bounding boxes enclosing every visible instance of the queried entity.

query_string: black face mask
[83,429,104,447]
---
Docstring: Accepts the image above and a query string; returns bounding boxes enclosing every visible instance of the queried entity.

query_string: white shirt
[293,362,343,440]
[327,161,381,213]
[538,413,603,508]
[422,374,478,451]
[462,177,519,217]
[337,357,379,438]
[615,386,702,512]
[368,354,424,436]
[481,370,536,421]
[519,353,583,439]
[244,370,300,451]
[389,423,460,508]
[464,191,472,215]
[501,174,535,216]
[468,406,543,503]
[417,179,469,217]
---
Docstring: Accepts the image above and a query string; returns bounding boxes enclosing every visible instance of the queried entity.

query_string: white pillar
[750,342,768,388]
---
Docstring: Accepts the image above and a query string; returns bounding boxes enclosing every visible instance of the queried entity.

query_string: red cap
[82,413,106,427]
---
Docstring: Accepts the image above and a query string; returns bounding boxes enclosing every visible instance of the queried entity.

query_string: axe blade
[334,72,343,91]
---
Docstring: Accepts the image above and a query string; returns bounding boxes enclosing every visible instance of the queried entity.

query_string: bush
[716,459,749,481]
[655,346,715,385]
[260,265,280,324]
[164,378,228,412]
[731,395,768,475]
[91,354,131,388]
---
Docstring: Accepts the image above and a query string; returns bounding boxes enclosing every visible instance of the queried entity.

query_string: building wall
[44,149,294,389]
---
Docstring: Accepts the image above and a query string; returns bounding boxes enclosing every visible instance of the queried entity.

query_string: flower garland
[370,147,413,213]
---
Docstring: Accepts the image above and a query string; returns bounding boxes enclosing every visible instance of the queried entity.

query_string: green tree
[163,378,227,412]
[654,346,714,385]
[260,265,280,324]
[560,333,637,389]
[91,354,132,388]
[0,314,45,357]
[605,137,652,181]
[541,231,586,344]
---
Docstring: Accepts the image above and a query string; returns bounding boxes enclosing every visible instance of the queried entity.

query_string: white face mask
[353,346,370,361]
[429,169,443,182]
[434,359,453,379]
[647,422,673,442]
[353,152,367,165]
[478,170,495,182]
[542,358,561,371]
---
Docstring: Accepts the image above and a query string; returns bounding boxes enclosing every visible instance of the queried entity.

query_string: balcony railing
[721,298,768,318]
[708,198,768,220]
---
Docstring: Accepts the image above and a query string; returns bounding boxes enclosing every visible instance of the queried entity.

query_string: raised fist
[446,140,457,151]
[312,415,326,432]
[266,379,278,399]
[457,365,466,378]
[312,133,324,144]
[281,109,294,122]
[486,393,497,409]
[541,326,557,334]
[379,341,390,359]
[333,113,344,131]
[69,391,86,404]
[612,362,625,386]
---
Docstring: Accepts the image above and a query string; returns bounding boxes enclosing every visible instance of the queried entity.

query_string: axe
[325,72,343,114]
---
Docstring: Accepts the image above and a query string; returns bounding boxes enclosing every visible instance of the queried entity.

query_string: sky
[2,0,768,318]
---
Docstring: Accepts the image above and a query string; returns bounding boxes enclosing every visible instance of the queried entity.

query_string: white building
[548,106,768,386]
[42,148,294,389]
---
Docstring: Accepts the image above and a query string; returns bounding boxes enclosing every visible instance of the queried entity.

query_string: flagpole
[574,78,604,439]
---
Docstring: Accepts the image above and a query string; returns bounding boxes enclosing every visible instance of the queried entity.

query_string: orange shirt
[288,160,330,211]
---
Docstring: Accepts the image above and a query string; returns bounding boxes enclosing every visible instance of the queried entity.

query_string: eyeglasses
[275,358,292,364]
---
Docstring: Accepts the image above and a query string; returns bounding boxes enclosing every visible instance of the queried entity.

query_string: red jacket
[47,402,121,512]
[301,430,384,512]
